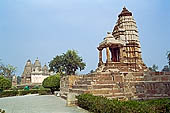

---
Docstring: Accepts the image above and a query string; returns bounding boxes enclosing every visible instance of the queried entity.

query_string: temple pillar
[119,47,123,62]
[106,47,111,63]
[98,49,103,66]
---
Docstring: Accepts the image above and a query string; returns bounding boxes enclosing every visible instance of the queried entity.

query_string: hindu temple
[60,7,170,100]
[21,58,51,85]
[97,7,147,73]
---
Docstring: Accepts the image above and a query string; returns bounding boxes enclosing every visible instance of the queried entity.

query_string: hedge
[0,89,51,98]
[38,90,51,95]
[0,90,18,98]
[76,94,170,113]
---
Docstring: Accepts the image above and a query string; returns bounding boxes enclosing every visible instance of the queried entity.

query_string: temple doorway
[110,47,120,62]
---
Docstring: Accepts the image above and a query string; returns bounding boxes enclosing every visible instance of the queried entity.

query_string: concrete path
[0,94,88,113]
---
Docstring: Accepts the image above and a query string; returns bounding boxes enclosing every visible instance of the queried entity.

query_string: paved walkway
[0,94,88,113]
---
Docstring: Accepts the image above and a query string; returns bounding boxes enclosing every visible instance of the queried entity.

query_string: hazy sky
[0,0,170,76]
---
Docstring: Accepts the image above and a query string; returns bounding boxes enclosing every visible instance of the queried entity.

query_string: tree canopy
[42,74,60,94]
[0,76,12,91]
[167,51,170,67]
[0,60,17,79]
[162,51,170,72]
[49,50,86,75]
[149,64,158,72]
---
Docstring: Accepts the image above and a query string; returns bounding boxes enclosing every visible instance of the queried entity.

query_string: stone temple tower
[21,58,50,85]
[97,7,147,72]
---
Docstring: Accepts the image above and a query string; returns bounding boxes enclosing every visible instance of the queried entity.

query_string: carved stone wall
[60,72,170,100]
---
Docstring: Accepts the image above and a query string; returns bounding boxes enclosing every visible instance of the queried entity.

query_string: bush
[0,109,5,113]
[42,74,60,94]
[0,76,12,91]
[19,90,31,95]
[33,85,39,89]
[0,90,18,98]
[0,89,51,98]
[38,89,51,95]
[18,89,42,95]
[9,86,18,91]
[76,94,170,113]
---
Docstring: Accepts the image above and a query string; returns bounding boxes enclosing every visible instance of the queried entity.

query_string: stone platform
[60,72,170,100]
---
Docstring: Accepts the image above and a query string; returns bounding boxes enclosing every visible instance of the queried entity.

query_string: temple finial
[118,7,132,17]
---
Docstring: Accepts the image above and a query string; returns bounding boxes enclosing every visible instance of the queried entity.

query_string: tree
[42,74,60,94]
[4,64,17,78]
[148,64,158,72]
[0,60,17,79]
[17,76,21,84]
[161,51,170,72]
[162,65,170,72]
[167,51,170,67]
[49,55,64,74]
[0,76,12,91]
[90,70,94,73]
[49,50,86,75]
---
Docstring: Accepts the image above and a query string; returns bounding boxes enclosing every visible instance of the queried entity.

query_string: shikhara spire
[21,59,50,84]
[97,7,147,72]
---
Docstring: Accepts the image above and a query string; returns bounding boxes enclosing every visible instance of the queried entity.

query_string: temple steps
[72,85,92,90]
[93,84,115,89]
[91,89,113,94]
[94,94,113,97]
[75,81,93,85]
[69,89,90,94]
[96,80,115,84]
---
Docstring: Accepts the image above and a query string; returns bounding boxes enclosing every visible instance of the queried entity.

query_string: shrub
[9,86,18,91]
[19,90,31,95]
[0,90,18,98]
[0,76,12,91]
[38,89,51,95]
[76,94,170,113]
[0,89,51,98]
[0,109,5,113]
[33,85,39,89]
[42,74,60,94]
[18,89,41,95]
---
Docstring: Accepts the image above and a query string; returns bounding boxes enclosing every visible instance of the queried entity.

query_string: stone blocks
[60,71,170,100]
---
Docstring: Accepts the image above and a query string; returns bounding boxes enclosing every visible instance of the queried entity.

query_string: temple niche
[97,7,147,73]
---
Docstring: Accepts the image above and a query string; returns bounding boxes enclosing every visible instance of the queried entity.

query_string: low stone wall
[60,75,79,99]
[60,72,170,100]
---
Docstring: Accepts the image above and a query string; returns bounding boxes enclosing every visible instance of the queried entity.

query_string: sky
[0,0,170,76]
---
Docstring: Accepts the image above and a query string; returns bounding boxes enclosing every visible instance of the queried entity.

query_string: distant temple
[21,58,51,85]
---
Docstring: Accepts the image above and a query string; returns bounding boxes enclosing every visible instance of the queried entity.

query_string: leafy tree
[49,55,64,74]
[17,76,21,84]
[0,76,12,91]
[42,74,60,94]
[162,65,170,72]
[90,70,94,73]
[149,64,158,72]
[167,51,170,67]
[161,51,170,72]
[3,64,16,78]
[0,60,16,79]
[49,50,86,75]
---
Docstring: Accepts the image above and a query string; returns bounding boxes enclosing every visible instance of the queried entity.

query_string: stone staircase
[70,72,124,98]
